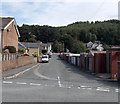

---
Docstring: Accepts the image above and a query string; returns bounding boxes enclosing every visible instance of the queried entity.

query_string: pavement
[95,73,118,82]
[2,62,39,80]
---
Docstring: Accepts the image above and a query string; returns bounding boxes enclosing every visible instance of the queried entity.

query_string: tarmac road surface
[2,53,119,102]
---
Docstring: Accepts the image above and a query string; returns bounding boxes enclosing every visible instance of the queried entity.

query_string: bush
[32,53,38,57]
[4,46,16,53]
[92,48,97,51]
[18,49,26,53]
[86,49,90,53]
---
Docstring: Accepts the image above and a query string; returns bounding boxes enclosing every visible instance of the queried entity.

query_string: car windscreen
[42,56,48,58]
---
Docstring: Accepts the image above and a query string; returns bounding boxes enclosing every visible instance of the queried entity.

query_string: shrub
[32,53,38,57]
[18,49,26,53]
[86,49,90,53]
[92,48,97,51]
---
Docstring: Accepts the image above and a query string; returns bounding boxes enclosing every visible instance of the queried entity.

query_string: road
[2,53,119,102]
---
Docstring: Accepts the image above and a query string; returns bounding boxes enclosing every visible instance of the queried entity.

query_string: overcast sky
[1,0,119,26]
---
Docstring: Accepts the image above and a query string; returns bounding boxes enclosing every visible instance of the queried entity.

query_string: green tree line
[18,19,120,53]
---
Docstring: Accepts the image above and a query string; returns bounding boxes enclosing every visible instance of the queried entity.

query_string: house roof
[18,42,27,49]
[0,17,20,37]
[20,42,41,48]
[41,43,51,47]
[88,50,106,56]
[1,17,13,29]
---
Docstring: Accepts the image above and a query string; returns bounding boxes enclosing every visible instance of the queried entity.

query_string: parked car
[42,55,49,63]
[48,52,52,58]
[22,53,29,56]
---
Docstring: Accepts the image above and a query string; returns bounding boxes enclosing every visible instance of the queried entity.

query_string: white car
[42,55,49,63]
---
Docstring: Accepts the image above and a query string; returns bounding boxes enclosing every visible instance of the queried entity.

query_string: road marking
[81,88,86,89]
[30,83,41,86]
[96,87,110,92]
[115,89,119,93]
[58,76,62,87]
[2,81,115,92]
[34,66,58,81]
[3,81,13,84]
[44,84,49,86]
[80,85,90,88]
[87,88,92,90]
[68,86,71,89]
[16,82,27,85]
[78,87,81,89]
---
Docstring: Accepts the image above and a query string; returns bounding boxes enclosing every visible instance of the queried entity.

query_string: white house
[41,43,52,53]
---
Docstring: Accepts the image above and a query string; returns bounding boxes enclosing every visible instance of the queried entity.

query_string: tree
[79,29,88,42]
[28,37,37,42]
[71,40,86,54]
[88,33,97,42]
[18,19,120,49]
[52,40,64,52]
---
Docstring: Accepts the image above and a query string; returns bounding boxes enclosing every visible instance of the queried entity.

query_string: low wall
[2,56,34,71]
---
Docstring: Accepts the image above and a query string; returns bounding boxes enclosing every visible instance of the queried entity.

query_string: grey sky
[1,0,119,26]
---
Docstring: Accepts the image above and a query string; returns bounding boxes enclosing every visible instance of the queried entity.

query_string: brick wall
[2,56,34,71]
[17,56,34,67]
